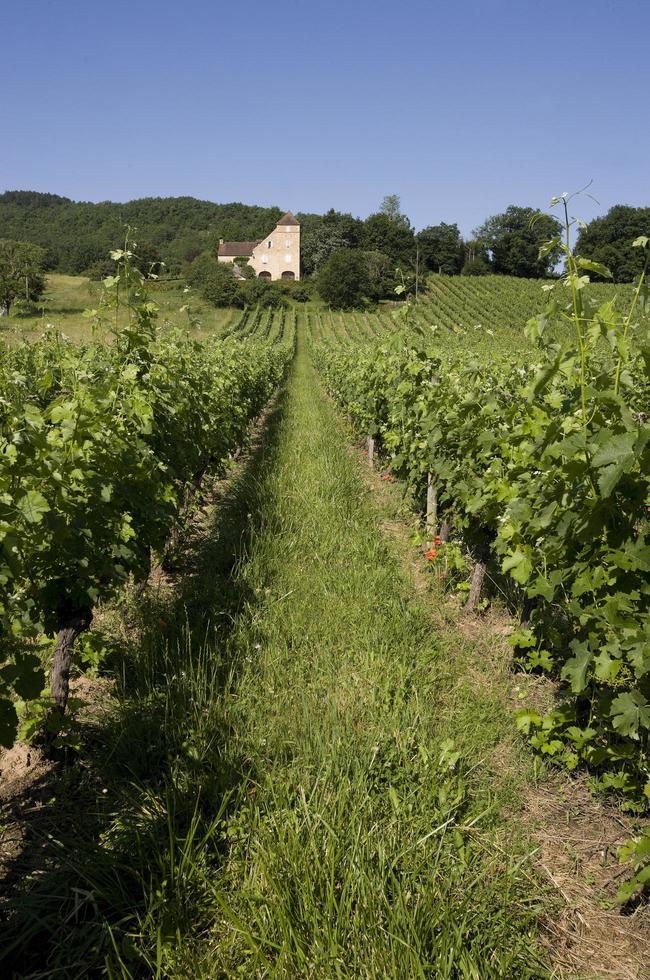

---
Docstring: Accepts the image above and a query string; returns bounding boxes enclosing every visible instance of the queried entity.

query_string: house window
[267,240,272,248]
[285,254,292,263]
[262,255,268,264]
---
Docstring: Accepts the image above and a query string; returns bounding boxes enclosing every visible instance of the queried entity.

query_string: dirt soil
[0,674,112,900]
[529,778,650,980]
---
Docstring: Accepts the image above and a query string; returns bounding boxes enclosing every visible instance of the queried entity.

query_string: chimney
[219,238,224,245]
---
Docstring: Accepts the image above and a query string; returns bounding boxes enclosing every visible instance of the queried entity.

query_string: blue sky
[2,0,648,234]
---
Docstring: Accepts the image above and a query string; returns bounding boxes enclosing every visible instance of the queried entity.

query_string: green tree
[575,205,650,282]
[132,239,163,277]
[85,257,116,281]
[379,194,411,230]
[322,209,364,246]
[473,205,561,277]
[361,250,397,300]
[68,239,107,275]
[0,191,287,276]
[417,223,465,274]
[0,240,46,315]
[301,224,348,276]
[184,251,216,288]
[362,213,415,268]
[317,249,370,308]
[184,252,242,307]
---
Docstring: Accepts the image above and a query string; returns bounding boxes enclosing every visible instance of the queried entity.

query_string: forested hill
[5,190,646,283]
[0,191,295,274]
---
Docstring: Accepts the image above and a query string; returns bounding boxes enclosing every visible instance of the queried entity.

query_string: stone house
[217,212,300,281]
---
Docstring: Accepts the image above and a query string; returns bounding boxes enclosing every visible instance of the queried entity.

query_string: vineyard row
[0,263,295,747]
[314,261,650,847]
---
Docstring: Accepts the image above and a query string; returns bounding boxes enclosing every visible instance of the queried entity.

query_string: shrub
[0,240,47,314]
[184,253,243,307]
[317,249,370,308]
[85,258,116,281]
[242,279,287,308]
[461,257,492,276]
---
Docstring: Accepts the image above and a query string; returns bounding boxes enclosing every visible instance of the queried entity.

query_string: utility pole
[415,245,419,301]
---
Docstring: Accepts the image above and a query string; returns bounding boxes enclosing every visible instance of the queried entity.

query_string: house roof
[277,211,299,226]
[218,240,260,257]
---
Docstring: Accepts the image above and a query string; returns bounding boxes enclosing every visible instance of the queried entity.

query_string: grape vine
[0,246,293,747]
[316,221,650,817]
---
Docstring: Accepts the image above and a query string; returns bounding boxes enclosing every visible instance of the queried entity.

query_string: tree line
[0,192,285,277]
[1,190,647,311]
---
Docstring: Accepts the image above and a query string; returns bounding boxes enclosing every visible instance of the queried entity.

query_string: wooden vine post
[47,605,93,747]
[426,473,437,537]
[466,542,490,614]
[367,435,375,468]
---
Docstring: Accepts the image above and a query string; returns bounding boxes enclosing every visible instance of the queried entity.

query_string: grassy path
[197,331,547,977]
[0,328,549,978]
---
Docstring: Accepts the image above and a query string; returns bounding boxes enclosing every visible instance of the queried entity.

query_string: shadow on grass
[0,383,289,978]
[10,305,89,318]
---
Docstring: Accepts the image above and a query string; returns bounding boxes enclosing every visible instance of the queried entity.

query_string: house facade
[217,212,300,281]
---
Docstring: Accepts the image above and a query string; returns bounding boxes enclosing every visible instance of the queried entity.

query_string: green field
[1,273,235,342]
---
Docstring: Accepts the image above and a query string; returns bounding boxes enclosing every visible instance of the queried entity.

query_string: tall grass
[1,273,234,342]
[195,330,548,976]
